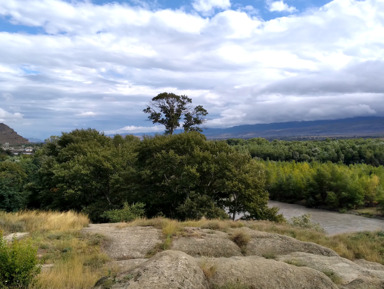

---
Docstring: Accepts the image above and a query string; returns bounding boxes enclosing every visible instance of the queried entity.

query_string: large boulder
[171,227,242,257]
[94,250,208,289]
[233,227,337,257]
[82,224,162,259]
[206,255,339,289]
[277,252,384,289]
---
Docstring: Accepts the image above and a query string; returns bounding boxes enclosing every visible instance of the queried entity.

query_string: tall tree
[143,92,208,135]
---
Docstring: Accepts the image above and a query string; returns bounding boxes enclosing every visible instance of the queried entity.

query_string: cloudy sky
[1,0,383,140]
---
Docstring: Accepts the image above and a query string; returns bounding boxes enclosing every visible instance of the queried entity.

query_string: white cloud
[105,125,164,135]
[77,111,97,117]
[0,108,23,123]
[267,0,297,13]
[193,0,231,13]
[0,0,384,139]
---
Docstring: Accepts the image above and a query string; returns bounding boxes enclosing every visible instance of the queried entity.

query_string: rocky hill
[0,123,29,145]
[83,223,384,289]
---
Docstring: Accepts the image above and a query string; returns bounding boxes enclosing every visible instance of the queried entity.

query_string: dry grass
[199,258,217,279]
[31,254,108,289]
[0,210,89,234]
[0,210,108,289]
[230,231,250,255]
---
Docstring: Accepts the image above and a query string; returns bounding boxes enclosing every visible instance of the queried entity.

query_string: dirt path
[269,201,384,235]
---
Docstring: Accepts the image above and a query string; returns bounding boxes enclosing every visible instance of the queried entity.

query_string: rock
[171,228,242,257]
[237,227,337,257]
[93,250,208,289]
[277,252,384,289]
[82,224,162,259]
[109,259,147,272]
[206,255,339,289]
[4,232,29,242]
[354,259,384,271]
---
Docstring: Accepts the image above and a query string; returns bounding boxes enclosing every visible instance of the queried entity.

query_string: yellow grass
[0,210,107,289]
[32,255,108,289]
[0,210,89,234]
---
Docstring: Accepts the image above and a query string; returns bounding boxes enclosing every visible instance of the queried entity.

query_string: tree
[143,92,208,135]
[31,129,139,222]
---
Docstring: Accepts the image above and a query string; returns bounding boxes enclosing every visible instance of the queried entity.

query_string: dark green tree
[143,92,208,135]
[31,129,139,222]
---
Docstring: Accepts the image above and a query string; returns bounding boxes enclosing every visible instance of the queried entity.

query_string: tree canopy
[143,92,208,135]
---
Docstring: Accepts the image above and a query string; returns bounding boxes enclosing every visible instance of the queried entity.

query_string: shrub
[230,231,250,254]
[289,214,325,233]
[0,233,41,288]
[101,202,145,222]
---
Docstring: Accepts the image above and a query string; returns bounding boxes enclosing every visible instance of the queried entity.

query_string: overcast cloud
[0,0,383,139]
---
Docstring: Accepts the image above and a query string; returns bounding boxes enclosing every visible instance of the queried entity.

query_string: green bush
[101,202,145,222]
[289,214,325,233]
[0,233,40,288]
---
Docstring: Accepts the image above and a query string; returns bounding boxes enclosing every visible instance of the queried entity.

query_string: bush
[289,214,325,233]
[0,233,40,288]
[101,202,145,222]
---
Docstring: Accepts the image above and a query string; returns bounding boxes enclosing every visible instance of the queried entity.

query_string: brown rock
[82,224,162,259]
[207,255,339,289]
[94,250,208,289]
[277,252,384,289]
[171,228,242,257]
[237,227,337,257]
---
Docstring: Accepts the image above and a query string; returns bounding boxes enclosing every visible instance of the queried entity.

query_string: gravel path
[269,201,384,235]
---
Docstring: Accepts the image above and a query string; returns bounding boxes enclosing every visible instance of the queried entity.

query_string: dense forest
[1,131,384,222]
[0,130,280,222]
[227,138,384,212]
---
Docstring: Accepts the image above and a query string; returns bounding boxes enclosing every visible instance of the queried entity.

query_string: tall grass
[0,211,107,289]
[0,211,89,234]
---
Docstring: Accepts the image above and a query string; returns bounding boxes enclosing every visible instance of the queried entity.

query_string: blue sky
[0,0,383,140]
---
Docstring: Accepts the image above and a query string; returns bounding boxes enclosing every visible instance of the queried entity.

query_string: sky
[1,0,384,140]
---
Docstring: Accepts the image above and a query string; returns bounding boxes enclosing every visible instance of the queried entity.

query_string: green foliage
[143,92,208,135]
[101,202,145,222]
[289,214,325,233]
[135,132,278,221]
[0,161,29,212]
[0,233,40,288]
[32,129,139,222]
[265,160,384,211]
[229,137,384,166]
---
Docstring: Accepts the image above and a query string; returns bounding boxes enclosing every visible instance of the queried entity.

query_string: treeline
[227,138,384,166]
[226,137,384,211]
[265,161,384,210]
[0,130,281,222]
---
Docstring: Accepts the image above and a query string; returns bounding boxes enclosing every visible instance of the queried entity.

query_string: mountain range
[202,116,384,140]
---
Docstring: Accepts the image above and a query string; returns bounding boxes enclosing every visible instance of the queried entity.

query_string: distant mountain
[203,117,384,140]
[0,123,29,145]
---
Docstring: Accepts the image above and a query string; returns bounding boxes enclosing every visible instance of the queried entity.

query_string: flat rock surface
[277,252,384,288]
[87,223,384,289]
[233,227,337,257]
[171,227,242,257]
[82,224,162,259]
[4,232,29,242]
[206,255,339,289]
[94,250,208,289]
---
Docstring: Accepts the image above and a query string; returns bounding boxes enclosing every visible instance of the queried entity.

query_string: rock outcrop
[87,224,384,289]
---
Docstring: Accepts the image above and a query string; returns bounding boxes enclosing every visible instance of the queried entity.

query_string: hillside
[0,123,29,145]
[203,116,384,139]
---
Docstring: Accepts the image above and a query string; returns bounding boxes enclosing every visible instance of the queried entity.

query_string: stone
[93,250,208,289]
